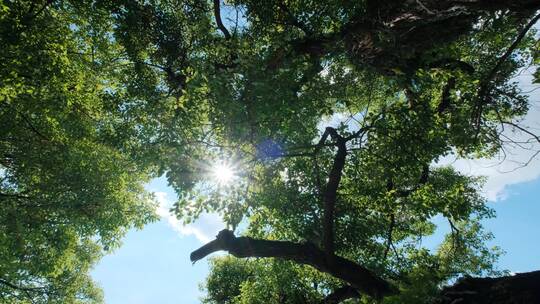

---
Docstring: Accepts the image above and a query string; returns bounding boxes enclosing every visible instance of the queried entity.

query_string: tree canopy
[1,0,540,303]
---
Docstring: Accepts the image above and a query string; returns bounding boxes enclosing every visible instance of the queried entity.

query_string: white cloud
[437,67,540,202]
[154,191,225,243]
[318,73,540,202]
[437,151,540,202]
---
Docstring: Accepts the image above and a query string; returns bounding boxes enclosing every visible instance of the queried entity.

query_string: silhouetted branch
[190,229,395,299]
[213,0,231,39]
[474,12,540,129]
[322,127,347,256]
[435,270,540,304]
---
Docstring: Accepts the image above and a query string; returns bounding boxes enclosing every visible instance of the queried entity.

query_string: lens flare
[212,163,236,185]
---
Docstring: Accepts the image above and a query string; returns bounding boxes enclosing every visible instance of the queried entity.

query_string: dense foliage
[1,0,539,303]
[0,2,160,302]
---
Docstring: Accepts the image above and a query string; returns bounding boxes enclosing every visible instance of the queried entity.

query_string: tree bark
[213,0,231,39]
[287,0,540,74]
[435,270,540,304]
[190,229,395,299]
[322,127,347,256]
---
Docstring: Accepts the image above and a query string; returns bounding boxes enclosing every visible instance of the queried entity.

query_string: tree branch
[5,103,50,142]
[438,77,456,114]
[473,12,540,129]
[213,0,231,39]
[322,127,347,256]
[0,192,31,200]
[25,0,53,24]
[394,164,430,197]
[276,2,312,35]
[383,213,395,262]
[0,277,47,303]
[485,12,540,87]
[0,278,45,292]
[190,229,395,299]
[501,121,540,144]
[448,217,461,251]
[435,270,540,304]
[321,285,361,304]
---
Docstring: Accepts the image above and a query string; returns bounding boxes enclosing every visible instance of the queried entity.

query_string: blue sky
[91,178,213,304]
[92,176,540,303]
[92,122,540,304]
[91,42,540,304]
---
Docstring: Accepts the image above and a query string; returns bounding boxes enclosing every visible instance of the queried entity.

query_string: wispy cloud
[438,149,540,202]
[154,191,225,243]
[438,68,540,201]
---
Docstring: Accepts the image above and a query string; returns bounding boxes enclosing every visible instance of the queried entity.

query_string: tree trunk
[435,270,540,304]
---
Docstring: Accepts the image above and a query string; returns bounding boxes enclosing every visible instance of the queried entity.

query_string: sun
[212,162,236,185]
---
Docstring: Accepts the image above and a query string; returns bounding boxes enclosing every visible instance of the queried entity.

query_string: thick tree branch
[435,270,540,304]
[321,285,361,304]
[280,1,540,74]
[322,127,347,256]
[190,229,395,299]
[439,77,456,114]
[394,164,430,198]
[213,0,231,39]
